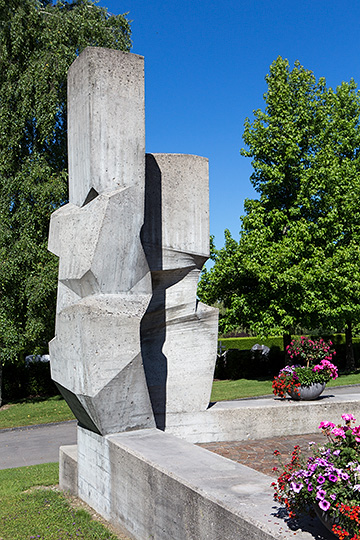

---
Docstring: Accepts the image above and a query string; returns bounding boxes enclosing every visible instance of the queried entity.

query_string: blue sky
[98,0,360,248]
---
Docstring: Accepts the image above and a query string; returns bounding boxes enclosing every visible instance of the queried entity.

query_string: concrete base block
[68,426,332,540]
[59,444,78,496]
[59,395,356,539]
[164,391,360,442]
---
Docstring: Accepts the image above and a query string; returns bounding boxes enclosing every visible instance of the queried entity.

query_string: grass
[210,371,360,402]
[0,463,123,540]
[1,371,359,430]
[0,395,75,430]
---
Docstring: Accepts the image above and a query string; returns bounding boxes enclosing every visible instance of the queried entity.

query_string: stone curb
[0,418,77,434]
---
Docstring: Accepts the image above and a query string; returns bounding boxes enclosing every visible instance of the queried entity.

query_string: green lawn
[0,463,126,539]
[0,395,75,430]
[1,371,359,430]
[210,371,360,402]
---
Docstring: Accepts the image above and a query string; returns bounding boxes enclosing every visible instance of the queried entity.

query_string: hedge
[216,335,360,380]
[218,334,360,352]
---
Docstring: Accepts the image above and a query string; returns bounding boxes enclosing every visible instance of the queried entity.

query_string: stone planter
[288,382,326,401]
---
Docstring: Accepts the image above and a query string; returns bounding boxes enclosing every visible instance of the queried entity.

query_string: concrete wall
[71,426,323,540]
[164,392,360,443]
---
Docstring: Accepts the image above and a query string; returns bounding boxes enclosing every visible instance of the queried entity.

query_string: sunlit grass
[0,464,123,539]
[0,395,75,429]
[211,371,360,402]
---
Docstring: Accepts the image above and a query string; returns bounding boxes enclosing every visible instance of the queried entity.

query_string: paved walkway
[0,384,358,473]
[0,420,77,470]
[200,431,325,477]
[202,384,360,475]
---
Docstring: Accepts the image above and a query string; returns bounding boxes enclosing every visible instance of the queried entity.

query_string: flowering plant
[272,415,360,539]
[287,336,335,368]
[272,337,338,398]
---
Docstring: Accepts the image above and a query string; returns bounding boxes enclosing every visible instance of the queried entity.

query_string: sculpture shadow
[140,154,167,430]
[271,506,334,540]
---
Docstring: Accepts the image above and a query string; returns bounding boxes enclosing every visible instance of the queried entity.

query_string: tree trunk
[345,321,355,372]
[283,333,292,365]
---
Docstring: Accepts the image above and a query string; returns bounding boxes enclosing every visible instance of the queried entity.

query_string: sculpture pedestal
[60,425,316,540]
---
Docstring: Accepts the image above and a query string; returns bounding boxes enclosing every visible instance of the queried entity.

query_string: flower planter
[272,414,360,540]
[288,382,326,400]
[313,504,339,537]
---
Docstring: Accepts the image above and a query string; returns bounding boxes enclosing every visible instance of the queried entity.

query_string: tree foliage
[199,57,360,365]
[0,0,131,368]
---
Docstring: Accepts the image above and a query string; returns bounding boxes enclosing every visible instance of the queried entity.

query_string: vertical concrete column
[67,47,145,206]
[48,48,155,435]
[141,154,219,427]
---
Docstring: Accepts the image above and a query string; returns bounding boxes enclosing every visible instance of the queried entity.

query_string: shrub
[3,360,58,402]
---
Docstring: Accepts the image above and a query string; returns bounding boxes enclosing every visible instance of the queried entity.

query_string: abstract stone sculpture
[49,47,218,435]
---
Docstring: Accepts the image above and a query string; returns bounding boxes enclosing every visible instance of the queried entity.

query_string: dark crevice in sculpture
[82,187,99,206]
[141,154,167,430]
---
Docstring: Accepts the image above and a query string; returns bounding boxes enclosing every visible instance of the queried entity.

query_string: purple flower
[340,471,349,480]
[318,499,331,511]
[307,483,313,492]
[290,482,303,493]
[316,489,326,500]
[317,475,326,484]
[328,474,338,482]
[330,493,337,500]
[333,450,340,456]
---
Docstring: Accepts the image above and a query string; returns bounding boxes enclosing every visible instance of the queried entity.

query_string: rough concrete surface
[48,49,155,436]
[164,390,360,442]
[142,153,218,422]
[72,426,333,540]
[48,49,219,436]
[59,444,78,495]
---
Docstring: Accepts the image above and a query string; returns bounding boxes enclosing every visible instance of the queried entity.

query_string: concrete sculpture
[142,154,218,428]
[48,47,218,435]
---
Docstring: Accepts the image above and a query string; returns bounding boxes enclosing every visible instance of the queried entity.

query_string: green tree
[199,57,360,369]
[0,0,131,403]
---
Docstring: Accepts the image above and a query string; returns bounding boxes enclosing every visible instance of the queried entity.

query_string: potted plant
[272,336,338,400]
[272,414,360,539]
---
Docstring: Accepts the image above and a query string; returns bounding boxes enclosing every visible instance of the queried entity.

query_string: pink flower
[290,482,303,493]
[319,421,335,430]
[341,414,355,423]
[316,489,326,500]
[331,427,346,438]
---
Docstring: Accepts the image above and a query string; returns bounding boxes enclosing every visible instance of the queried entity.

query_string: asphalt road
[0,384,359,470]
[0,420,77,470]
